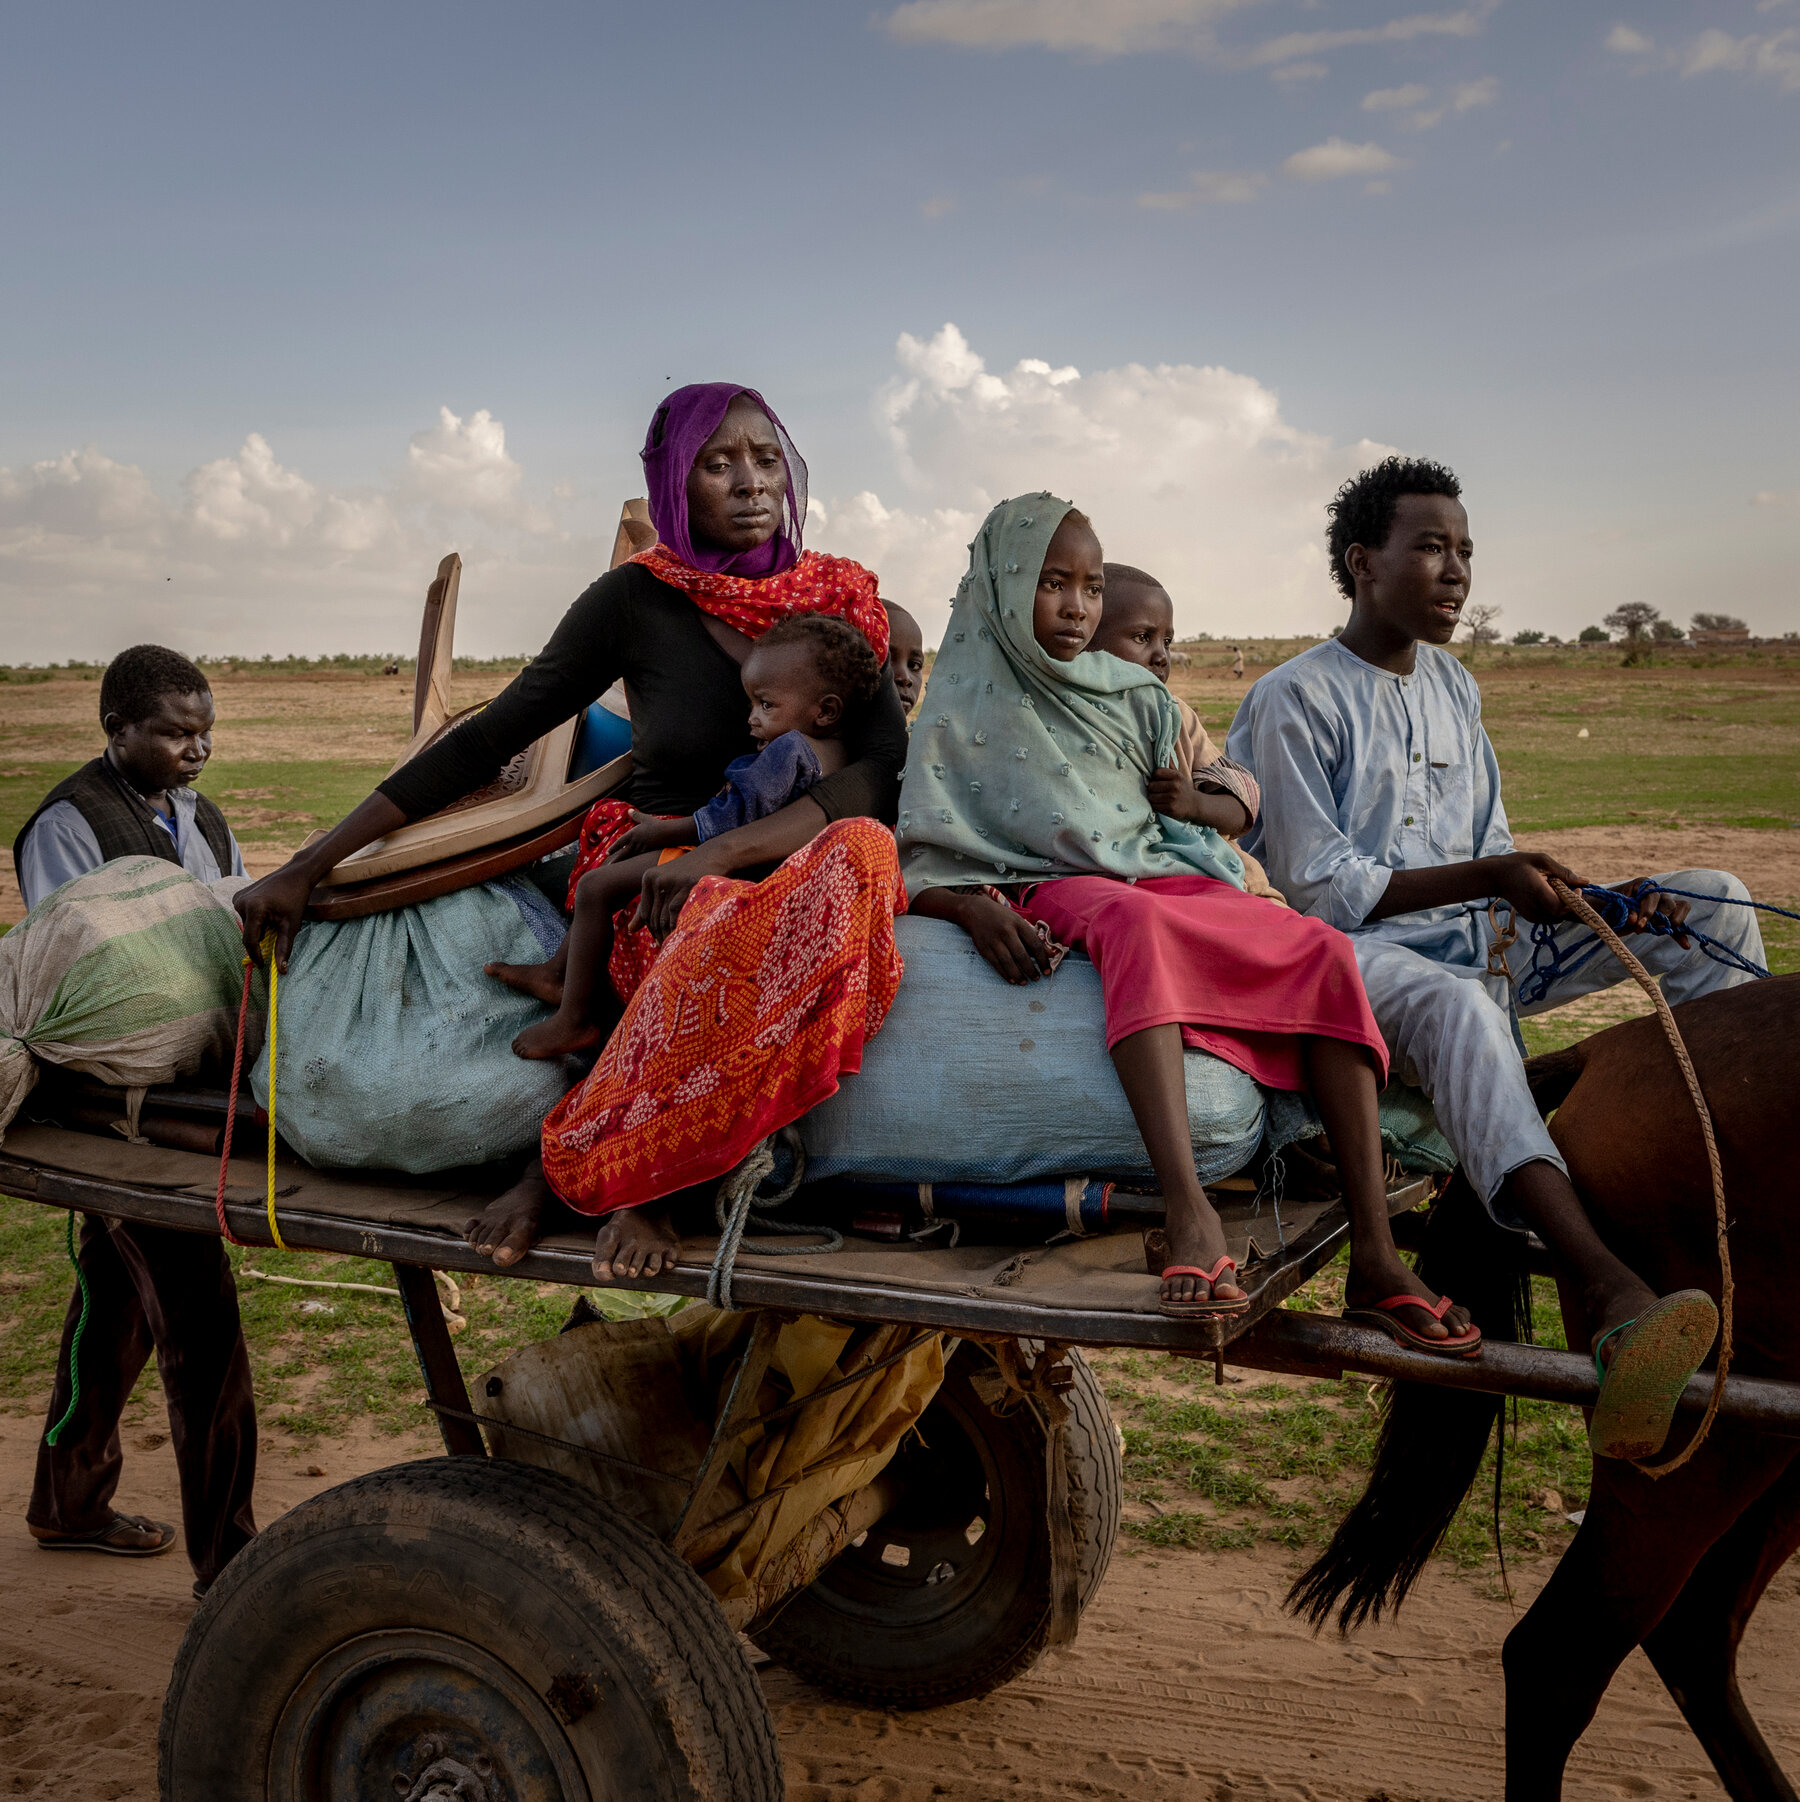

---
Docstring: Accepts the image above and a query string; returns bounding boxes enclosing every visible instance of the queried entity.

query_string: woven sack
[250,873,580,1172]
[0,856,255,1140]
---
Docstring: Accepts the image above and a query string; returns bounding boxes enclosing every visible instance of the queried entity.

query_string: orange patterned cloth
[541,818,907,1216]
[631,544,889,661]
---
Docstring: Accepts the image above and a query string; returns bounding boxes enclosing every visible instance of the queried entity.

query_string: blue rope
[1515,882,1795,1009]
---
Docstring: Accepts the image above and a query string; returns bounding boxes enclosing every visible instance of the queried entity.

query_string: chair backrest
[412,553,462,738]
[610,498,657,570]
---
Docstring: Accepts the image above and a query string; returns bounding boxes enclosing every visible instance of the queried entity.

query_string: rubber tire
[159,1457,781,1802]
[755,1340,1122,1709]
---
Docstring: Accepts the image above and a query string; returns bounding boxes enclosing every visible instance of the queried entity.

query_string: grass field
[0,648,1795,1582]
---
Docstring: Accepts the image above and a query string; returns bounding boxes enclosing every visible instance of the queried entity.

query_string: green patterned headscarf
[897,493,1246,900]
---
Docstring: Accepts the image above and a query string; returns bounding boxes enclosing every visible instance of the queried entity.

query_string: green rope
[44,1212,90,1448]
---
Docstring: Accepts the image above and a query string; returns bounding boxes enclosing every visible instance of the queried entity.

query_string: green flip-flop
[1588,1289,1719,1462]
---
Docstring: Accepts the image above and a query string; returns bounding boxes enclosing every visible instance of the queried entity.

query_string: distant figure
[382,661,400,676]
[1230,647,1244,680]
[10,645,257,1597]
[883,601,925,712]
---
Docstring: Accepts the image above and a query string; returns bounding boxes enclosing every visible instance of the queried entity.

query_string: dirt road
[4,1409,1796,1800]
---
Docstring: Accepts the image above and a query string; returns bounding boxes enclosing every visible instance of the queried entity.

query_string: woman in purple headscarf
[236,385,909,1279]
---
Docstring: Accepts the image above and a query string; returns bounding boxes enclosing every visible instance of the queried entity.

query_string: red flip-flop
[1158,1256,1251,1319]
[1344,1292,1482,1358]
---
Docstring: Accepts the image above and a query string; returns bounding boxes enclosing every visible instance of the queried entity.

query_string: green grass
[1094,1264,1592,1578]
[0,761,393,853]
[1502,751,1799,832]
[0,1195,673,1445]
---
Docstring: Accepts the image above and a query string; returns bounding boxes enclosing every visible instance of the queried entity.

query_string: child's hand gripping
[1146,755,1205,824]
[1148,756,1251,836]
[603,809,698,863]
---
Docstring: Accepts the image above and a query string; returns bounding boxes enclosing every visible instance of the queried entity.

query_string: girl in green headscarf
[899,497,1478,1352]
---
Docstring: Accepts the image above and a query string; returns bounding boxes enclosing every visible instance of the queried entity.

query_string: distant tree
[1578,624,1609,644]
[1691,612,1748,634]
[1511,628,1546,646]
[1462,602,1504,656]
[1650,618,1686,642]
[1603,601,1661,665]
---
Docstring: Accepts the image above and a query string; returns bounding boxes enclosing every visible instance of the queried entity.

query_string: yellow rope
[1550,880,1730,1479]
[259,931,286,1251]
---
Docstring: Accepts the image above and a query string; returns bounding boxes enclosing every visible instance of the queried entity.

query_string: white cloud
[1680,26,1800,87]
[0,446,162,538]
[1361,74,1496,128]
[1282,137,1406,180]
[920,194,957,219]
[0,412,600,661]
[1752,488,1800,509]
[1229,3,1497,70]
[1606,20,1800,91]
[405,406,551,531]
[881,0,1251,55]
[879,0,1497,66]
[1269,59,1328,82]
[1363,83,1431,110]
[806,322,1392,643]
[1138,168,1268,207]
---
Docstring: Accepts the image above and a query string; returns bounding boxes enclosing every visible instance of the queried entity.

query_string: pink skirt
[1020,874,1387,1093]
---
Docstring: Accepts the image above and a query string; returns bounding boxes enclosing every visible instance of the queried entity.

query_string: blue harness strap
[1513,882,1796,1009]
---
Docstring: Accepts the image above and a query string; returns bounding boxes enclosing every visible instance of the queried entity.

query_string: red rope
[212,961,254,1247]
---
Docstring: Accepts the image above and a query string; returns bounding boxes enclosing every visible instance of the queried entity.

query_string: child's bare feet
[511,1015,603,1060]
[465,1162,553,1267]
[592,1205,681,1281]
[486,959,565,1006]
[1159,1185,1248,1309]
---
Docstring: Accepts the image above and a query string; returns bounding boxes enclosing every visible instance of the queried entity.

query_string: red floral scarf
[632,544,889,661]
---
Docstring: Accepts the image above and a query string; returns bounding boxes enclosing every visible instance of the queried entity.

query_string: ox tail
[1286,1175,1533,1633]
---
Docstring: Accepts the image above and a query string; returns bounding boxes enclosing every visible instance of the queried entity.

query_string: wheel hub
[269,1629,589,1802]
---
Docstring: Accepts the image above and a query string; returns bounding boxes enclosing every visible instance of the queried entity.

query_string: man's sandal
[33,1512,176,1558]
[1158,1256,1251,1319]
[1588,1289,1718,1461]
[1343,1292,1483,1359]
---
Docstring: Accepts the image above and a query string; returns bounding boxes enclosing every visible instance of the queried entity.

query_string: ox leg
[1502,1428,1795,1801]
[1642,1447,1800,1802]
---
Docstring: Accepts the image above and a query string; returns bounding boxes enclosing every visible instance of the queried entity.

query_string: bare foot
[1345,1255,1474,1342]
[593,1205,681,1282]
[1159,1184,1248,1308]
[511,1014,604,1060]
[465,1163,552,1267]
[486,959,565,1007]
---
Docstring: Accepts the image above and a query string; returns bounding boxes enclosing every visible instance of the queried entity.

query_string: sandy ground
[4,1407,1796,1800]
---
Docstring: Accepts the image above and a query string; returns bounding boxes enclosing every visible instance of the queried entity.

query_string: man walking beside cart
[12,644,259,1594]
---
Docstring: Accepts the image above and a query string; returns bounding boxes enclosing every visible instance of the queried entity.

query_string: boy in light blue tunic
[1227,457,1764,1460]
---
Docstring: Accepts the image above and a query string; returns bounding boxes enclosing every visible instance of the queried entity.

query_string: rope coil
[705,1128,840,1311]
[1515,881,1789,1009]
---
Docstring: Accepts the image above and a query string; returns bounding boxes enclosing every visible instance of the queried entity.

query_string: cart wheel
[754,1340,1122,1709]
[159,1458,780,1802]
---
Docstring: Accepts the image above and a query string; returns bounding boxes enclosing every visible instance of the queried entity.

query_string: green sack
[0,856,257,1140]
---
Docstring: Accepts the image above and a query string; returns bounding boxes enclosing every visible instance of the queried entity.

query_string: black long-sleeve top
[379,561,909,826]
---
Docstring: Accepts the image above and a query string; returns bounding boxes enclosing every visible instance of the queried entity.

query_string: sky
[1,0,1796,660]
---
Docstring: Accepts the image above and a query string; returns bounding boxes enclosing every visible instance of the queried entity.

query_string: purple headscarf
[640,383,808,577]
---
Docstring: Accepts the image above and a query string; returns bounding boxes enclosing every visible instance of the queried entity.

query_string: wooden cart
[4,1098,1796,1802]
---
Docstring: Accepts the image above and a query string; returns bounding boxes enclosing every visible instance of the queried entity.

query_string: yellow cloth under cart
[477,1308,947,1628]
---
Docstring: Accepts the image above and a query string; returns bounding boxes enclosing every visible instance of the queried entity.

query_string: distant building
[1689,625,1752,648]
